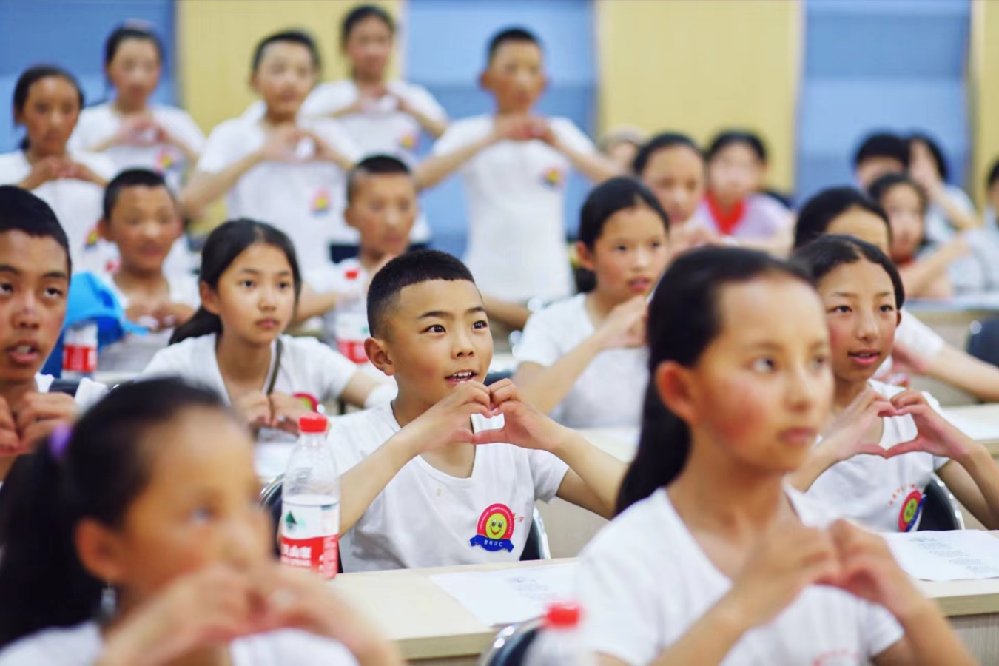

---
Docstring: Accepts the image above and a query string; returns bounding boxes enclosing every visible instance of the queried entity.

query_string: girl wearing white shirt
[790,235,999,532]
[0,66,112,272]
[143,220,387,437]
[181,31,359,274]
[793,186,999,402]
[514,178,668,427]
[908,132,979,244]
[576,246,972,665]
[0,377,400,666]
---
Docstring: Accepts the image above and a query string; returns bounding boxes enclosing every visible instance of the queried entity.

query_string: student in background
[181,31,360,274]
[908,132,979,244]
[417,27,619,308]
[329,250,625,571]
[0,187,106,481]
[576,246,974,666]
[143,220,390,440]
[985,158,999,230]
[695,130,792,254]
[867,173,967,299]
[793,186,999,402]
[85,169,199,372]
[853,131,908,189]
[791,235,999,533]
[598,127,646,172]
[0,378,401,666]
[0,66,113,273]
[514,178,667,427]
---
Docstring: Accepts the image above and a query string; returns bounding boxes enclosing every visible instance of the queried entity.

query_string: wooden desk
[333,557,999,665]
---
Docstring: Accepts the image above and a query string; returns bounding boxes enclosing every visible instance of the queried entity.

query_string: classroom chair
[917,476,965,531]
[478,618,542,666]
[967,317,999,369]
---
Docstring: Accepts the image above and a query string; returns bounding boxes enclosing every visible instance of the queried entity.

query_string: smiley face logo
[311,188,331,216]
[898,489,924,531]
[470,503,515,552]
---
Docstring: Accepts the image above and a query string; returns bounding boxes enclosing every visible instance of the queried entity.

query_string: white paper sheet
[430,562,578,626]
[883,531,999,581]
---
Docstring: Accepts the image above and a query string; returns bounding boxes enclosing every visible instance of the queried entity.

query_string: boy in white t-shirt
[330,250,626,571]
[84,169,199,372]
[180,30,360,274]
[0,187,107,480]
[416,27,620,307]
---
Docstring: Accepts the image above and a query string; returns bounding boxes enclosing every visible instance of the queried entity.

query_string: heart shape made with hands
[810,520,904,607]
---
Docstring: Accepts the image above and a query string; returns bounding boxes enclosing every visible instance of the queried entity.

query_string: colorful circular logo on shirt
[293,392,319,412]
[398,131,418,151]
[85,226,101,248]
[898,489,924,531]
[470,503,515,552]
[156,147,176,172]
[311,188,331,216]
[541,166,563,188]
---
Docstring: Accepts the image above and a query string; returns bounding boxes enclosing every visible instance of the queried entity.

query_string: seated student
[793,186,999,402]
[791,235,999,533]
[417,27,619,318]
[0,66,113,273]
[143,220,390,440]
[0,187,106,481]
[329,250,626,571]
[0,378,401,666]
[513,178,667,427]
[867,173,968,299]
[576,247,971,666]
[908,132,979,245]
[853,131,909,189]
[298,155,415,365]
[180,31,360,274]
[694,130,792,254]
[985,157,999,230]
[598,126,646,172]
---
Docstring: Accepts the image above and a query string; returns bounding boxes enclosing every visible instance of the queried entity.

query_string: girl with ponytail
[578,246,973,665]
[143,219,391,440]
[0,377,400,665]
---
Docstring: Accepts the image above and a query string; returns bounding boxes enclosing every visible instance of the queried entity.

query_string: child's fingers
[881,438,929,458]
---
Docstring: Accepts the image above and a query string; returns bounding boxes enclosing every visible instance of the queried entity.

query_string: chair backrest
[478,619,542,666]
[47,378,81,396]
[917,476,964,531]
[520,508,552,561]
[259,475,284,556]
[967,317,999,369]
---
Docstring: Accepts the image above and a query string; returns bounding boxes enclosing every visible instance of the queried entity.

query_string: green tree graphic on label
[284,511,299,532]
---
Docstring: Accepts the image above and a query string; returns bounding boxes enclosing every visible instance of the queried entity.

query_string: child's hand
[526,117,556,146]
[889,340,932,376]
[595,296,647,350]
[234,391,272,429]
[0,398,23,455]
[471,379,566,452]
[113,115,159,147]
[14,392,79,453]
[406,381,496,453]
[818,387,895,462]
[268,392,314,435]
[297,128,351,168]
[259,125,306,163]
[151,302,196,331]
[491,115,534,143]
[63,160,106,185]
[21,156,70,189]
[882,390,976,461]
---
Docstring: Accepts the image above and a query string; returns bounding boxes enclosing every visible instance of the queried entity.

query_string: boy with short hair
[330,250,625,571]
[853,132,909,189]
[417,27,619,307]
[0,186,106,479]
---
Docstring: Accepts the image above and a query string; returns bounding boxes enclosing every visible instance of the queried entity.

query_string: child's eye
[44,287,64,299]
[615,245,628,253]
[0,283,13,295]
[240,279,255,289]
[650,241,663,250]
[424,324,445,334]
[473,319,489,330]
[829,305,850,314]
[751,357,776,373]
[810,355,829,372]
[880,304,896,313]
[190,505,216,524]
[278,281,293,291]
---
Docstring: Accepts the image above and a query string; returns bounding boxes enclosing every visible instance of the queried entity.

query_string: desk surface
[945,404,999,456]
[333,554,999,662]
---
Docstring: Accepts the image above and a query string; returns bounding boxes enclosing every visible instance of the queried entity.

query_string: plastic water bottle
[62,322,97,379]
[280,413,340,578]
[523,602,595,666]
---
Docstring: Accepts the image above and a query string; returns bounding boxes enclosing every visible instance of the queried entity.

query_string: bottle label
[335,312,370,364]
[63,323,98,375]
[280,495,340,578]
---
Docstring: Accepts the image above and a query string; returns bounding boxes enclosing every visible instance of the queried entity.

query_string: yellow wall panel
[969,0,999,207]
[596,0,800,190]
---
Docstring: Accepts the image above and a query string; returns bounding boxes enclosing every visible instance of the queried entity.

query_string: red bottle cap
[299,413,328,434]
[544,602,582,628]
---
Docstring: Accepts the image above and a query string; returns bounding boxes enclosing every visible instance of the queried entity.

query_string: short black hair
[705,130,767,164]
[908,132,949,182]
[346,154,413,204]
[578,177,669,249]
[632,132,702,176]
[102,168,171,222]
[251,29,321,73]
[341,4,395,48]
[0,186,71,274]
[367,249,475,337]
[853,132,909,170]
[793,186,890,250]
[487,27,541,63]
[987,157,999,191]
[793,234,905,309]
[867,172,927,214]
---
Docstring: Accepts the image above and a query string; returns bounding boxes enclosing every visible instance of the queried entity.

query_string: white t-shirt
[92,271,200,372]
[876,309,946,379]
[924,184,976,245]
[34,373,106,408]
[514,294,646,428]
[431,115,596,301]
[0,150,114,273]
[329,403,569,572]
[196,115,362,271]
[576,487,903,666]
[806,380,950,532]
[0,622,357,666]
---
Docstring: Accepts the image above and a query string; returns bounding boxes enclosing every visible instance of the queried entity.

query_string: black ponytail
[0,378,227,649]
[615,247,813,515]
[170,219,302,345]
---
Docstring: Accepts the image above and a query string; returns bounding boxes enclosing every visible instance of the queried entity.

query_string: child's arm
[514,296,645,416]
[338,382,495,534]
[535,119,621,183]
[293,283,341,323]
[481,295,532,332]
[919,343,999,403]
[393,91,447,139]
[898,235,968,298]
[415,116,530,189]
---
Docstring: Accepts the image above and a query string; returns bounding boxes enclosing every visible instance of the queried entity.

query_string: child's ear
[97,219,112,242]
[365,336,395,377]
[249,72,261,96]
[344,206,361,231]
[74,518,128,586]
[478,70,492,92]
[199,282,220,316]
[654,362,700,426]
[574,241,596,272]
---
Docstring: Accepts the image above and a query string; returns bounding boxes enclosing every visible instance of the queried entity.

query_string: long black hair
[13,65,84,151]
[0,378,228,649]
[793,234,906,309]
[615,247,812,515]
[169,219,302,345]
[793,186,891,250]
